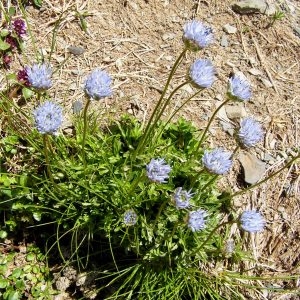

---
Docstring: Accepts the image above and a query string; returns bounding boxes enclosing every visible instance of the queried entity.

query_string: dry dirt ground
[1,0,300,298]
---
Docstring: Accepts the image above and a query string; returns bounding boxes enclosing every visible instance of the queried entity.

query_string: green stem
[152,80,190,126]
[134,48,188,157]
[153,88,204,144]
[200,174,218,192]
[232,145,240,158]
[190,168,205,188]
[194,98,231,154]
[192,220,233,255]
[82,98,91,168]
[43,135,54,183]
[153,200,168,231]
[231,153,300,199]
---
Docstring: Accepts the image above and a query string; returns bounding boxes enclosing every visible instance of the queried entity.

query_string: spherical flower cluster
[5,35,17,49]
[123,210,138,226]
[240,210,265,233]
[190,59,216,88]
[238,117,264,148]
[228,74,251,101]
[84,69,112,100]
[17,68,30,86]
[33,101,63,135]
[146,158,171,183]
[12,18,27,38]
[26,64,52,90]
[202,148,233,175]
[183,20,213,51]
[173,187,194,209]
[188,209,207,232]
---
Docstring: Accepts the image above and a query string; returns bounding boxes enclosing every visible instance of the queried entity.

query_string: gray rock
[239,152,266,184]
[67,46,85,55]
[293,26,300,38]
[73,100,83,114]
[260,77,273,88]
[220,34,229,47]
[232,0,277,16]
[225,104,247,119]
[248,68,263,76]
[223,24,237,34]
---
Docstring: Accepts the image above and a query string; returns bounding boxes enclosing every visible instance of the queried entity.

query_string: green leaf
[0,29,10,38]
[0,39,11,51]
[0,278,8,289]
[21,87,33,100]
[8,291,20,300]
[11,268,22,279]
[33,212,41,221]
[15,280,25,290]
[0,231,7,239]
[8,7,16,16]
[33,0,43,8]
[26,253,35,262]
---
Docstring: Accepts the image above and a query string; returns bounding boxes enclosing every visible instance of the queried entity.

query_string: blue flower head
[240,210,265,233]
[26,64,52,90]
[238,117,264,148]
[202,148,233,175]
[190,59,216,88]
[33,101,63,135]
[124,210,138,226]
[84,69,112,100]
[188,209,207,232]
[173,187,194,209]
[146,158,171,183]
[183,20,213,51]
[228,74,251,101]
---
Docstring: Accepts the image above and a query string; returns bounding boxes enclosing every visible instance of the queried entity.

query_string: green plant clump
[0,245,57,299]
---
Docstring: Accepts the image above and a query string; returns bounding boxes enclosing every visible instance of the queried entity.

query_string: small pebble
[67,46,85,55]
[220,34,229,47]
[223,24,237,34]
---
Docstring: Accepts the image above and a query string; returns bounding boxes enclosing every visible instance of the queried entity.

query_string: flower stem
[43,134,54,183]
[152,80,190,126]
[82,98,91,168]
[200,174,218,192]
[153,87,203,144]
[192,220,233,255]
[194,98,231,154]
[134,48,188,157]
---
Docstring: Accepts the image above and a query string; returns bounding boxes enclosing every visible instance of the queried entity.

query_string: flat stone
[220,34,229,47]
[67,46,85,55]
[260,77,273,88]
[225,104,247,119]
[162,32,176,41]
[72,101,83,114]
[248,68,263,76]
[239,152,266,184]
[232,0,277,16]
[223,24,237,34]
[293,26,300,38]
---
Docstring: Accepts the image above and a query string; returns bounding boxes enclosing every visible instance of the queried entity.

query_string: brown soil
[1,0,299,298]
